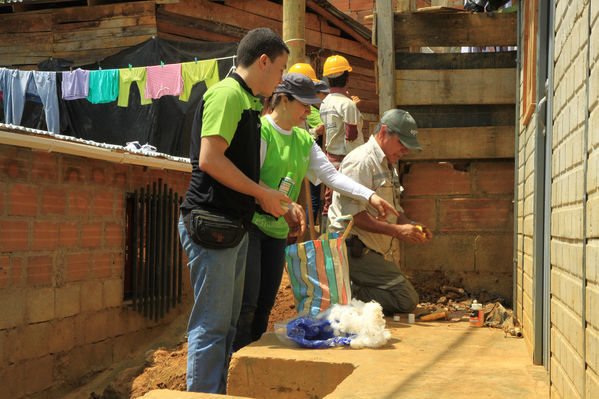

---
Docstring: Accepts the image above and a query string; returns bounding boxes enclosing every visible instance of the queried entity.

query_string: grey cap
[313,80,330,93]
[274,73,322,105]
[381,109,422,150]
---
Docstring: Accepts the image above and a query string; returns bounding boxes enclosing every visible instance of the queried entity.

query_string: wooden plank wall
[157,0,379,119]
[0,1,157,68]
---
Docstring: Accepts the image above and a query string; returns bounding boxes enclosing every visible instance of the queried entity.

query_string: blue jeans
[178,216,249,394]
[233,226,287,351]
[3,70,60,133]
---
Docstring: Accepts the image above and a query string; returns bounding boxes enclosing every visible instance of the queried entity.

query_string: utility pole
[282,0,306,67]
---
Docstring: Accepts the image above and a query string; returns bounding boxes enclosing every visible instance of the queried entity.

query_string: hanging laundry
[87,69,119,104]
[117,66,152,107]
[145,63,183,99]
[2,69,60,133]
[62,68,90,100]
[0,68,7,115]
[179,59,219,102]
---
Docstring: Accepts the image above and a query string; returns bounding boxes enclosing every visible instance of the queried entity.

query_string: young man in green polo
[178,28,290,394]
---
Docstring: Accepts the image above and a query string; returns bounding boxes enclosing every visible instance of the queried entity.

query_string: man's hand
[368,193,400,220]
[351,95,361,105]
[315,123,325,136]
[256,187,291,217]
[392,223,429,243]
[284,202,306,237]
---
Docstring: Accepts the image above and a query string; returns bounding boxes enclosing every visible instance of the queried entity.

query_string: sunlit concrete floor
[226,317,549,399]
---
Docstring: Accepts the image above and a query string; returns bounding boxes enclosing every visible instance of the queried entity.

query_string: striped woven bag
[284,217,354,317]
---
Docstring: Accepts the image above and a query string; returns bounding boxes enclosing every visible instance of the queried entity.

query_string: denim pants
[4,70,60,133]
[178,216,249,394]
[232,226,287,351]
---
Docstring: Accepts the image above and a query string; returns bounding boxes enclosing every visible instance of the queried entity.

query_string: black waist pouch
[183,208,246,249]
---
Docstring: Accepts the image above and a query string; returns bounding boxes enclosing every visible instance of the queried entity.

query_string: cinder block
[31,151,58,183]
[55,285,81,319]
[67,190,91,216]
[0,219,29,252]
[41,188,66,215]
[588,368,599,399]
[6,322,50,362]
[402,162,471,196]
[474,235,513,274]
[26,254,53,287]
[399,198,436,231]
[66,253,90,282]
[81,223,102,248]
[103,279,123,308]
[80,281,103,313]
[22,354,54,396]
[587,327,599,383]
[91,166,107,185]
[32,221,59,251]
[438,198,513,232]
[8,183,38,216]
[26,287,55,323]
[112,164,129,189]
[93,191,113,216]
[49,316,80,354]
[84,311,110,343]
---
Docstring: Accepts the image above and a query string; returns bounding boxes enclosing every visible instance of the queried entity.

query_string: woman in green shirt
[232,73,397,351]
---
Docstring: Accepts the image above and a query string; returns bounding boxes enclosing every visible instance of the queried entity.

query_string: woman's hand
[368,193,400,220]
[284,202,306,237]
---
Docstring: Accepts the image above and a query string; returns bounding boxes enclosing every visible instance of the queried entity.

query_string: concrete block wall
[550,1,597,397]
[0,143,192,399]
[400,160,514,300]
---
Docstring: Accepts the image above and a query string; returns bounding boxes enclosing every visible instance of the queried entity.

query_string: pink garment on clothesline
[145,63,184,99]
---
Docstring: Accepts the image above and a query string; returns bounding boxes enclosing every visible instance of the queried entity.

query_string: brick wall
[400,160,514,299]
[0,143,192,399]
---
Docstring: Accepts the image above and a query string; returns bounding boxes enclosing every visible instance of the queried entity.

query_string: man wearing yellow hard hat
[319,54,364,225]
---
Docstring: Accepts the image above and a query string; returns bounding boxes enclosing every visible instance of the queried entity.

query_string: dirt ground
[88,269,514,399]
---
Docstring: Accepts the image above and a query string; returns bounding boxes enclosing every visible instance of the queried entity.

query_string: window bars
[126,179,183,321]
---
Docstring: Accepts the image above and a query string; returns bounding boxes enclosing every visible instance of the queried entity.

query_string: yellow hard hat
[288,63,318,82]
[322,55,352,78]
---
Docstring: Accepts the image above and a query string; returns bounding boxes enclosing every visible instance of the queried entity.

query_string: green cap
[381,109,422,150]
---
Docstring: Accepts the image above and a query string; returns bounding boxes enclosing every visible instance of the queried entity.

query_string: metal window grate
[126,179,183,321]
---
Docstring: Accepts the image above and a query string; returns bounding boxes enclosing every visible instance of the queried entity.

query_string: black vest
[181,73,262,225]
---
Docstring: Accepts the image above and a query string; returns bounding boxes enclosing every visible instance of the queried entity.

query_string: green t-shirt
[252,116,314,238]
[306,105,323,129]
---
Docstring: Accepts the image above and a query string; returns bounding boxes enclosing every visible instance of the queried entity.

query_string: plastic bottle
[469,300,484,327]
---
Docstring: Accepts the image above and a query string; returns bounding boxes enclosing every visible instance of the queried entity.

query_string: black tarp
[1,37,238,157]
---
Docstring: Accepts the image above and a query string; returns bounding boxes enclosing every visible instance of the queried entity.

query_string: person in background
[328,109,433,316]
[232,73,398,351]
[287,62,329,224]
[178,28,290,394]
[319,54,364,227]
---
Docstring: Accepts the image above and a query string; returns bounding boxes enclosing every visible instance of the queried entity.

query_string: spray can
[278,173,295,196]
[469,300,484,327]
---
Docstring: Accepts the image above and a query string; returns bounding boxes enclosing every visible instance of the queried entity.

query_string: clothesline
[0,55,235,134]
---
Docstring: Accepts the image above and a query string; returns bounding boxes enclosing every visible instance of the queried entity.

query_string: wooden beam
[400,104,515,129]
[283,0,306,66]
[396,68,516,106]
[394,11,517,48]
[395,51,517,70]
[401,126,515,160]
[162,0,375,60]
[306,0,377,57]
[376,0,395,116]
